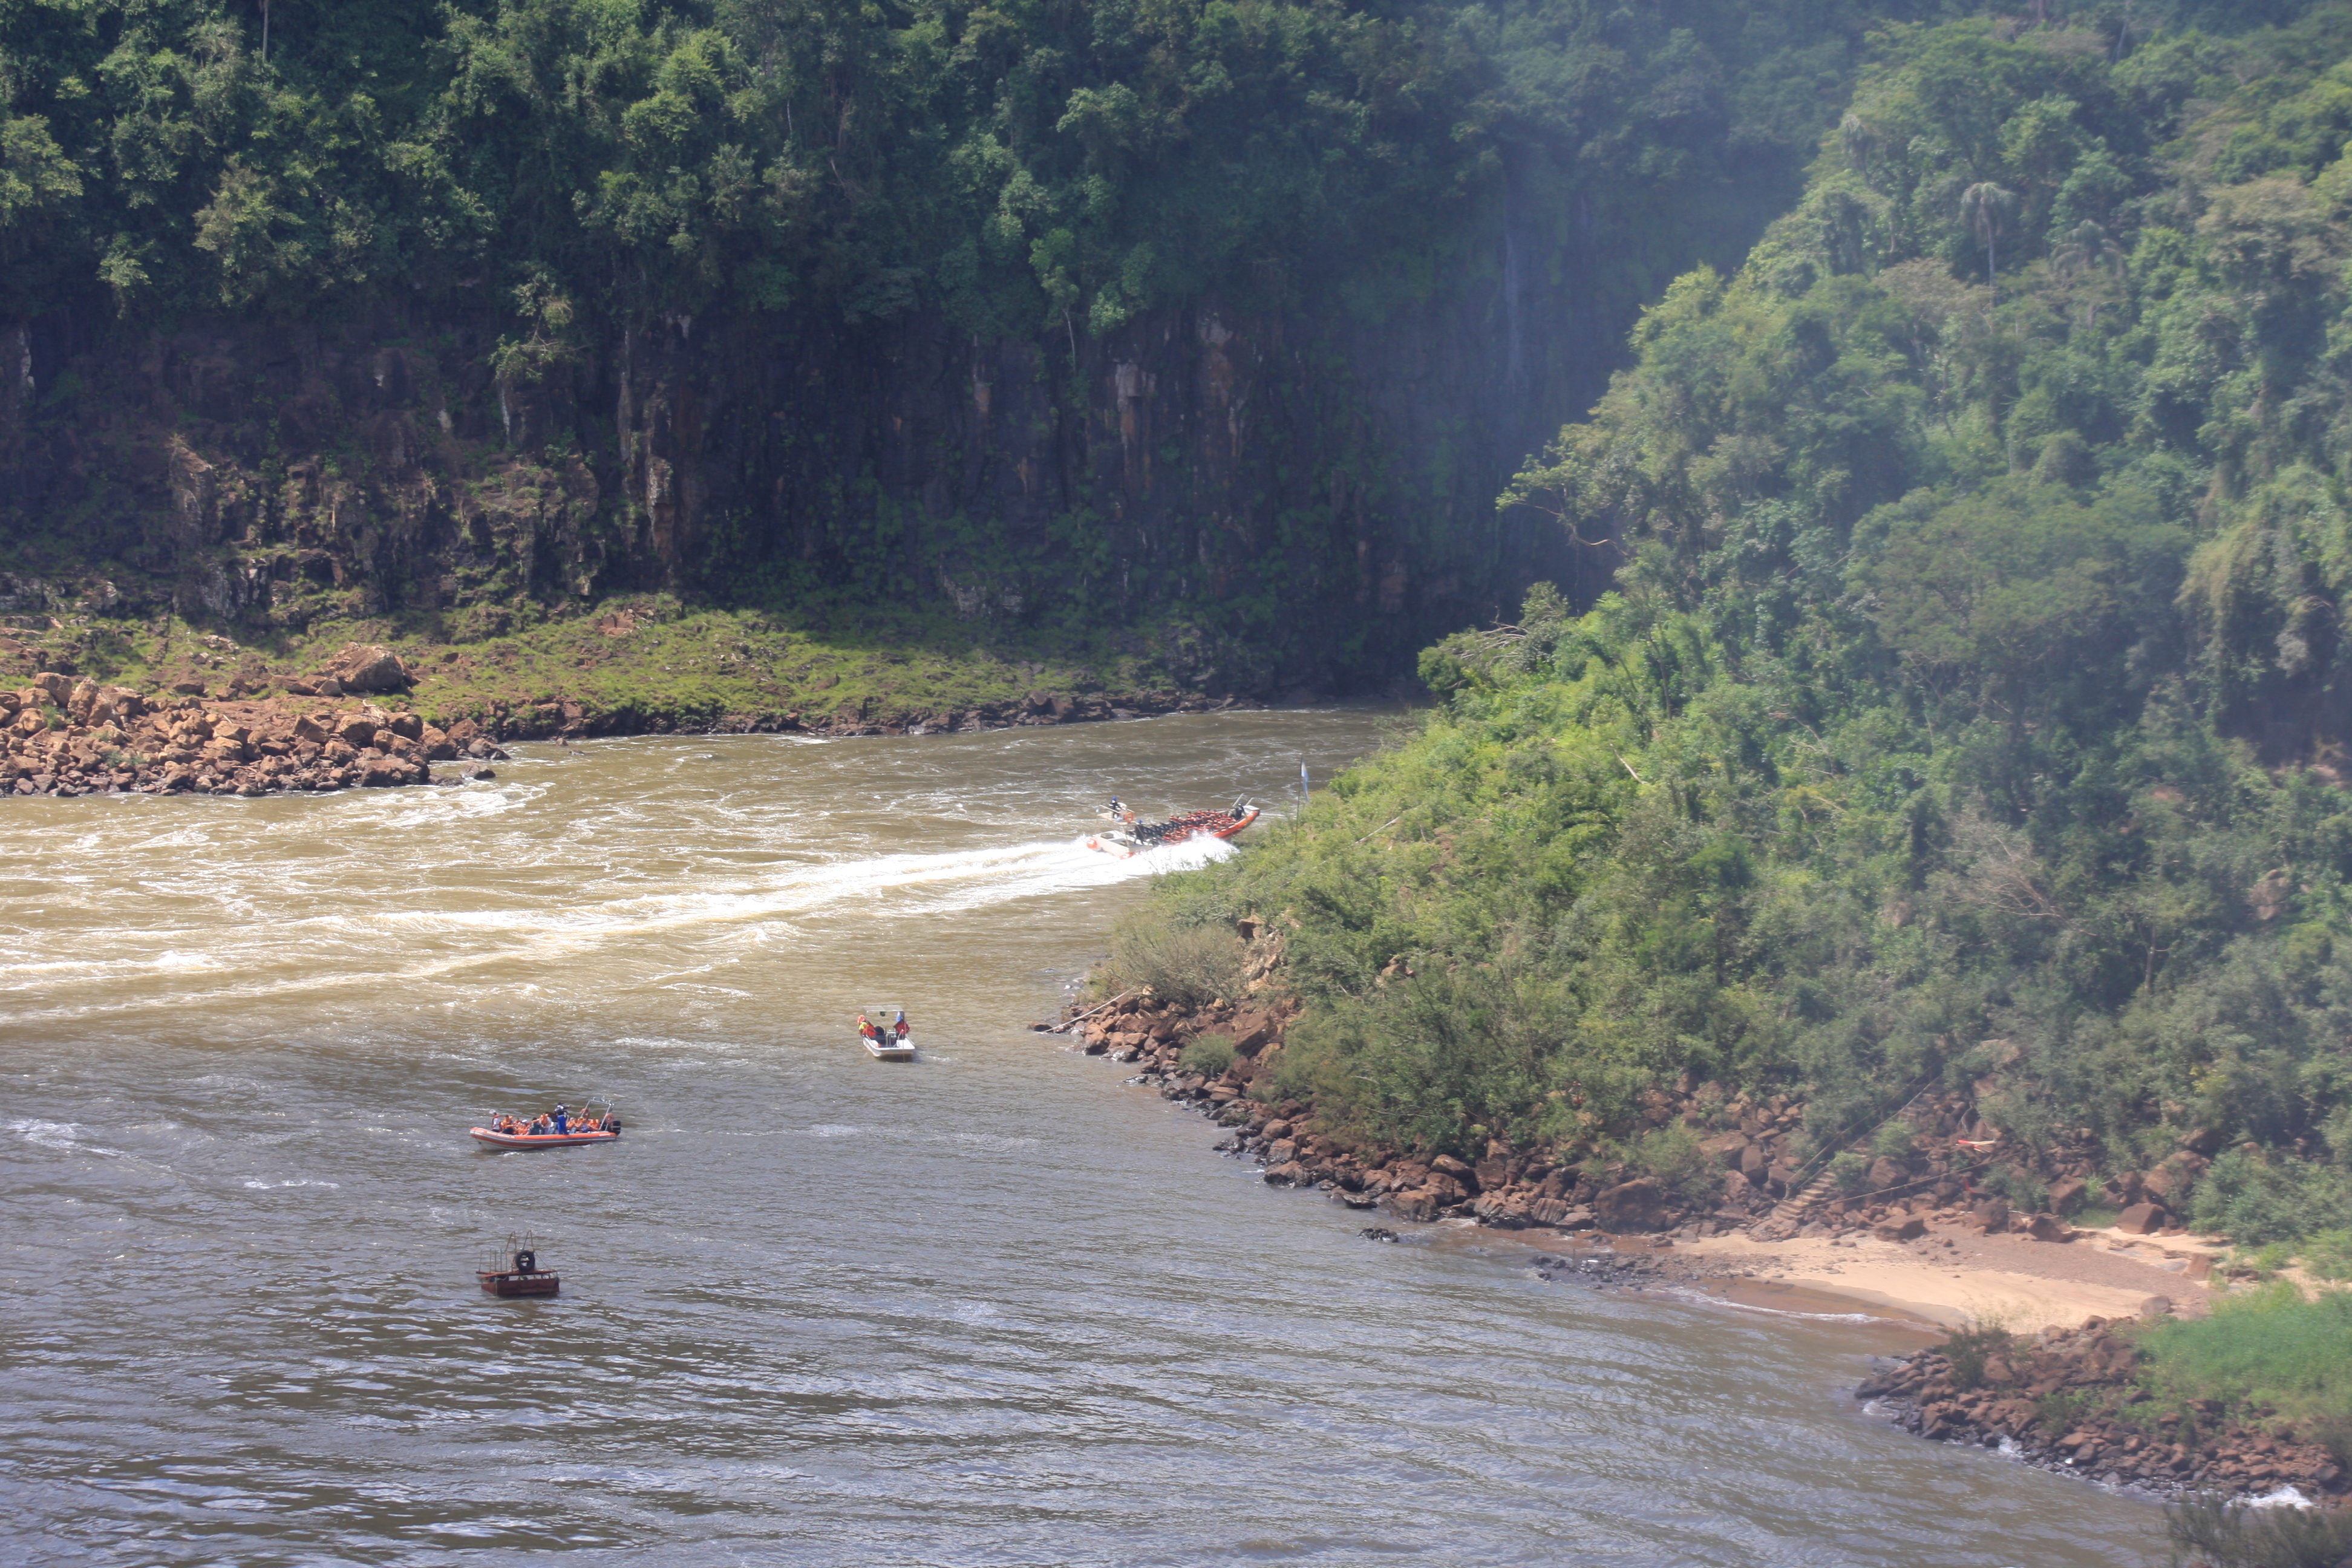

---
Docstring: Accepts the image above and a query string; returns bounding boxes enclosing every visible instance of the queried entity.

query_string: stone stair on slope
[1747,1165,1842,1242]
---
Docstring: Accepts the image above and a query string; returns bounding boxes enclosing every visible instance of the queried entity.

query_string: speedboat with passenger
[470,1097,621,1148]
[858,1008,916,1060]
[1084,797,1259,858]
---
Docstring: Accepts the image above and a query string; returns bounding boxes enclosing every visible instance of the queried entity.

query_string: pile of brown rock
[1860,1319,2348,1503]
[0,671,503,797]
[1059,926,2234,1258]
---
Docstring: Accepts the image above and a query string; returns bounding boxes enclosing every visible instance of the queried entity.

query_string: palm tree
[2054,220,2122,325]
[1961,182,2016,301]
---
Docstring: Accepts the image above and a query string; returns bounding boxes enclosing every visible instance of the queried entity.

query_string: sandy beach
[1655,1219,2223,1330]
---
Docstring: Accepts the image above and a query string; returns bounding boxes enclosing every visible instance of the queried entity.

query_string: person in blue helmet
[893,1010,910,1042]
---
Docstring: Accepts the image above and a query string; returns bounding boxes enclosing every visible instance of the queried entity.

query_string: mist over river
[1,708,2166,1566]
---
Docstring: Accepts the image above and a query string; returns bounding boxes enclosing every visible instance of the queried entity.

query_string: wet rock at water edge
[1593,1177,1672,1233]
[1359,1227,1400,1243]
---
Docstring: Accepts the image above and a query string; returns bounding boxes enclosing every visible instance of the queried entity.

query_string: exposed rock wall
[1,254,1619,686]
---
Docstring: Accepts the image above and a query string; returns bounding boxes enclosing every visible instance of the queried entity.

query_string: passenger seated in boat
[857,1013,877,1042]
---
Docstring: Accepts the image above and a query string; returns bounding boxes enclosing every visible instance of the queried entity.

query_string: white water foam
[1674,1288,1890,1325]
[0,831,1232,1025]
[8,1118,82,1149]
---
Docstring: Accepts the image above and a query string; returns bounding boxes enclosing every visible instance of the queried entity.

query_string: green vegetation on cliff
[0,594,1200,732]
[1132,5,2352,1244]
[1,0,1875,333]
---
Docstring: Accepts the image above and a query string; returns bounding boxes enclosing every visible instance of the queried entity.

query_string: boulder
[1423,1172,1470,1205]
[2179,1126,2227,1157]
[2114,1201,2169,1235]
[1967,1197,2010,1233]
[93,685,142,723]
[326,644,411,693]
[1866,1156,1910,1192]
[1700,1131,1751,1168]
[1472,1192,1531,1229]
[1874,1216,1927,1242]
[2047,1177,2088,1215]
[1429,1153,1476,1186]
[1229,1013,1276,1054]
[2025,1213,2069,1242]
[1474,1155,1511,1189]
[1593,1177,1672,1233]
[30,671,71,703]
[1262,1161,1307,1186]
[1386,1188,1437,1223]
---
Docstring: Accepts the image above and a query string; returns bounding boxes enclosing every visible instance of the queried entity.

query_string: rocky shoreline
[1050,952,2345,1511]
[1858,1323,2348,1505]
[2,670,508,798]
[1052,943,2184,1251]
[3,641,1272,799]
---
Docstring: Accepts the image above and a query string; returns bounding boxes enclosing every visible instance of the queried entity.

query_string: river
[0,707,2167,1565]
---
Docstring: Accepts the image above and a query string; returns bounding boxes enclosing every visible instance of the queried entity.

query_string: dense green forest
[0,0,1882,340]
[1130,2,2352,1250]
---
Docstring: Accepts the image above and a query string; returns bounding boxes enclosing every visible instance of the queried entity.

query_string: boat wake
[0,831,1239,1025]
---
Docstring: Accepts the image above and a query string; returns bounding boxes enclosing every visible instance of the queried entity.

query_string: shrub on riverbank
[1099,911,1246,1010]
[1179,1034,1238,1078]
[2138,1286,2352,1440]
[2166,1492,2352,1568]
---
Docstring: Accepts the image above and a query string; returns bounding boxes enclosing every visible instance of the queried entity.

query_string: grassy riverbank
[0,596,1244,734]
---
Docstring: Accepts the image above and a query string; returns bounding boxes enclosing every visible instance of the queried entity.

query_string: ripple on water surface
[0,713,2166,1565]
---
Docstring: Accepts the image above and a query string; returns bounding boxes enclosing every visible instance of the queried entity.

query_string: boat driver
[893,1010,910,1039]
[551,1104,568,1135]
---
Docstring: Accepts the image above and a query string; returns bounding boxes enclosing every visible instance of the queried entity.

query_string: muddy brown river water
[0,708,2169,1564]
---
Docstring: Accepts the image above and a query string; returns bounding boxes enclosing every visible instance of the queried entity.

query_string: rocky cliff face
[2,230,1622,687]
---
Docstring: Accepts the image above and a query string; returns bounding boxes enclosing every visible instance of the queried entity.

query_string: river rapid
[1,708,2167,1566]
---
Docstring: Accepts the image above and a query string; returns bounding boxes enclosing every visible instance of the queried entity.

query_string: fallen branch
[1047,988,1142,1034]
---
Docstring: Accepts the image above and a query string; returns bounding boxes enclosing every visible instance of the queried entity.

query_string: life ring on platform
[513,1249,537,1272]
